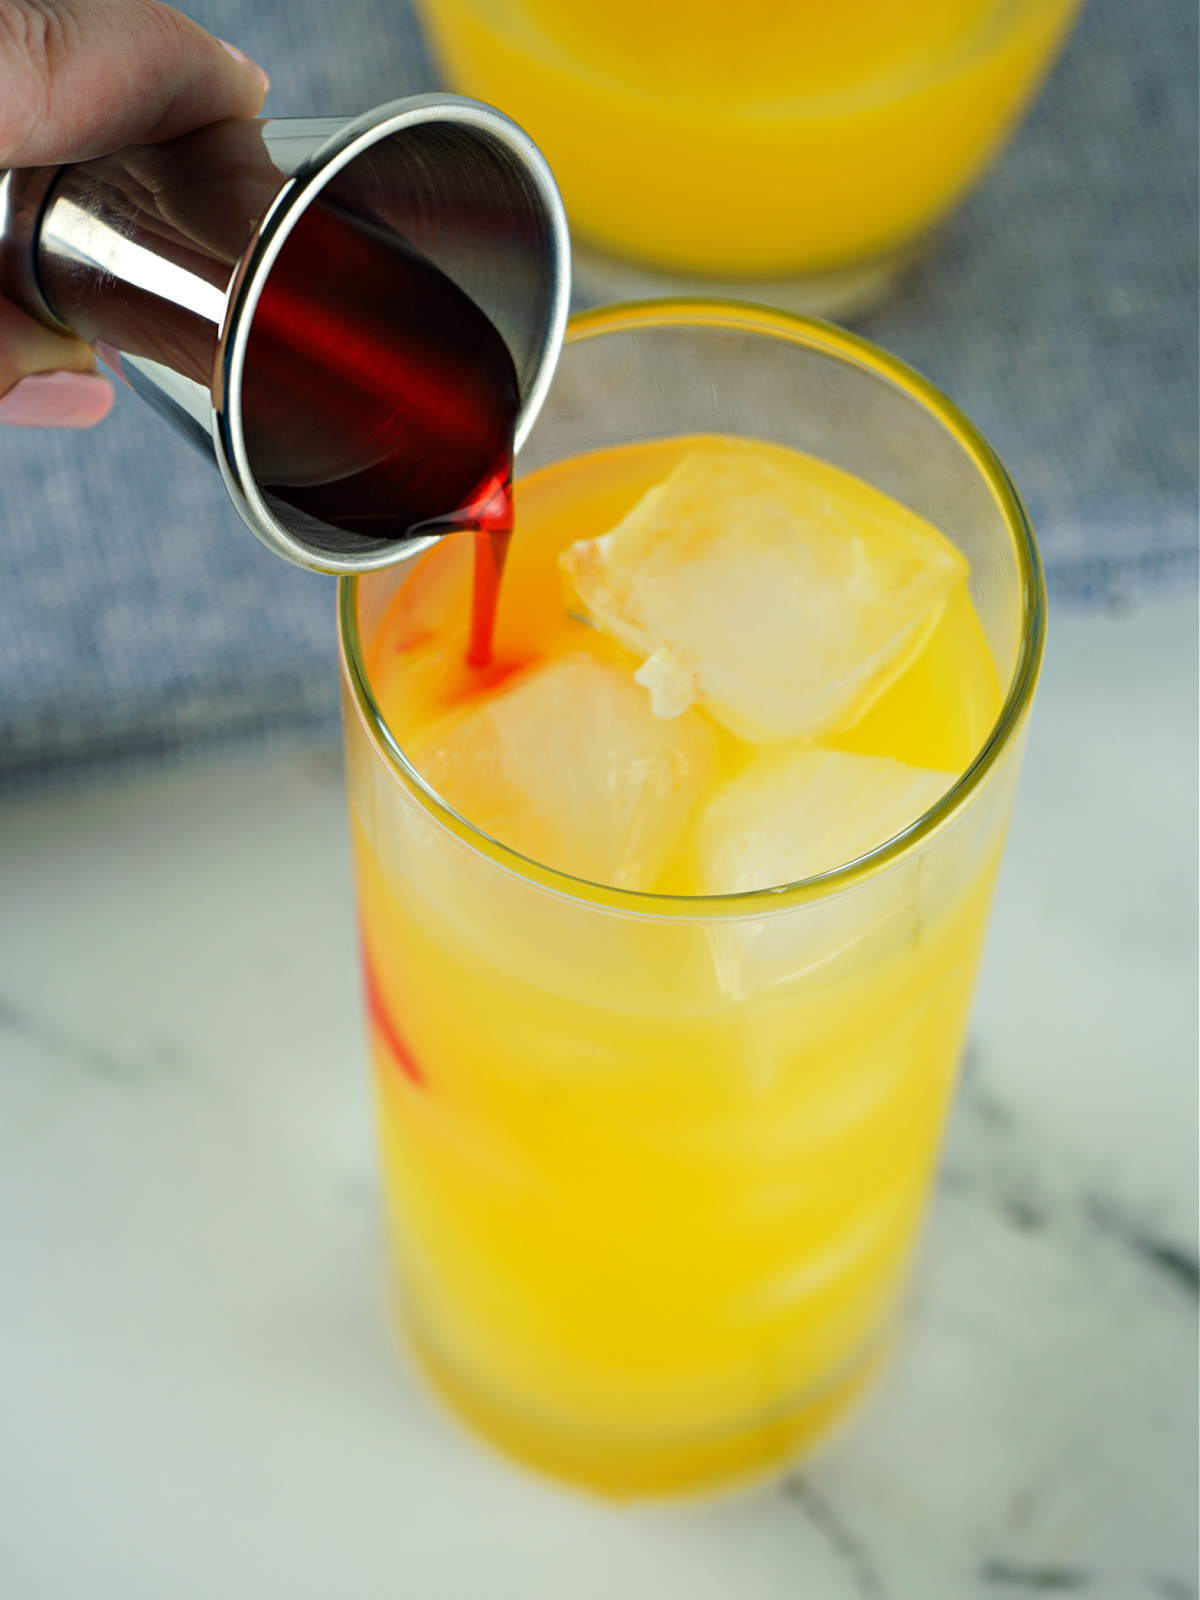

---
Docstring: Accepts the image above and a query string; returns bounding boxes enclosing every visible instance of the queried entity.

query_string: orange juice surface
[414,0,1081,276]
[348,437,1005,1495]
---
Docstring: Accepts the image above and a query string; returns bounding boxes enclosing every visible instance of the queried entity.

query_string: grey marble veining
[784,1064,1197,1599]
[0,600,1195,1598]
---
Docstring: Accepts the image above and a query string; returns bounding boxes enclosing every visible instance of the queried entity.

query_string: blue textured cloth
[0,0,1194,786]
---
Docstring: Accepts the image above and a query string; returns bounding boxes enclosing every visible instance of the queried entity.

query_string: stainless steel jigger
[0,97,570,573]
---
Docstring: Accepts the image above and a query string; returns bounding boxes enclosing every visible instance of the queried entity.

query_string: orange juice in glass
[339,303,1043,1496]
[413,0,1083,312]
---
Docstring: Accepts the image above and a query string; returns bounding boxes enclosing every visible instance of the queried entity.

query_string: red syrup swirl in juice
[240,200,519,664]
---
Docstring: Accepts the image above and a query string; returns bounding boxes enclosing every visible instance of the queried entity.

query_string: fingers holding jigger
[0,0,269,427]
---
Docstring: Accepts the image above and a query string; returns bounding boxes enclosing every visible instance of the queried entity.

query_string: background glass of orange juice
[338,303,1044,1497]
[412,0,1084,313]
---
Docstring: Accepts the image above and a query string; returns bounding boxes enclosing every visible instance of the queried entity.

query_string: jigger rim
[214,94,571,575]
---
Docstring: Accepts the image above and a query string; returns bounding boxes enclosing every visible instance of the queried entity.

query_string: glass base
[404,1310,894,1501]
[570,235,930,322]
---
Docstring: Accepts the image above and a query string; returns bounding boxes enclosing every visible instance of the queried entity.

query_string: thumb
[0,0,269,168]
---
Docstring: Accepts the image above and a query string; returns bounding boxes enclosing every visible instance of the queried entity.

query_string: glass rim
[338,298,1045,923]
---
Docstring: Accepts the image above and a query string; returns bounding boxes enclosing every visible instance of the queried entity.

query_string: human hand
[0,0,268,427]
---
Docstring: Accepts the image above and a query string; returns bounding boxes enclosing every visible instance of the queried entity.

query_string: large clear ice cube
[408,651,715,890]
[560,439,967,742]
[695,747,958,999]
[696,746,956,894]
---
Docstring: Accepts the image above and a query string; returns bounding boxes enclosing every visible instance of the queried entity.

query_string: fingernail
[219,39,270,94]
[0,371,114,428]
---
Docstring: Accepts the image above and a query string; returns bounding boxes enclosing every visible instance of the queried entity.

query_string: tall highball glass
[338,302,1044,1497]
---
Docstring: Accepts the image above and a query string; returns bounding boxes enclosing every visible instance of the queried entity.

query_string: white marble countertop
[1,599,1195,1600]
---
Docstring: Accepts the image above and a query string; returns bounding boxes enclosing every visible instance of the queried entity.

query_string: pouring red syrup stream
[465,478,514,668]
[240,199,521,667]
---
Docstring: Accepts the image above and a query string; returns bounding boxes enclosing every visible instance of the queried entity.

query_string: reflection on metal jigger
[0,98,570,573]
